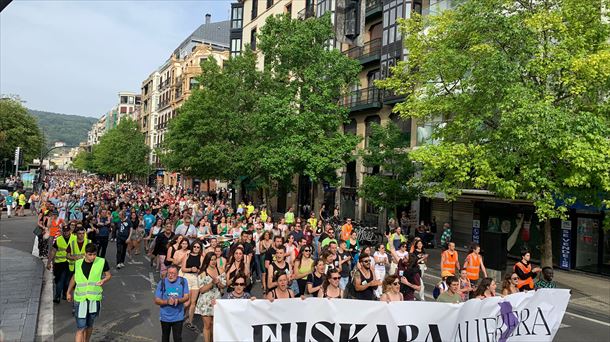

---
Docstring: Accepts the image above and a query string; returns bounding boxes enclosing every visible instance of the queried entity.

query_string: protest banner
[214,289,570,342]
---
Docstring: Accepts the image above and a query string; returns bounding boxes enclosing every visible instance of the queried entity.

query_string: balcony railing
[297,4,316,20]
[157,79,171,91]
[365,0,382,18]
[342,38,381,64]
[341,87,382,111]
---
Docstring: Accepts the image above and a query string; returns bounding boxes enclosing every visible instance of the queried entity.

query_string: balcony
[341,87,382,112]
[342,38,381,65]
[365,0,382,20]
[297,4,315,20]
[382,90,405,105]
[157,79,171,91]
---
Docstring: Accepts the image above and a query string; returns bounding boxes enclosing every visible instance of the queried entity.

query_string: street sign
[472,219,480,244]
[560,220,572,269]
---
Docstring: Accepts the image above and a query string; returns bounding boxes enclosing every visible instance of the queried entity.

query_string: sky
[0,0,233,118]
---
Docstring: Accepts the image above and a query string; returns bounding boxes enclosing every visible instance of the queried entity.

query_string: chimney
[205,13,211,24]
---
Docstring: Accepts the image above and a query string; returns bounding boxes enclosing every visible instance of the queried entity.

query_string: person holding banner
[318,269,343,299]
[473,277,497,299]
[514,250,541,291]
[266,273,295,300]
[380,275,403,302]
[353,253,380,300]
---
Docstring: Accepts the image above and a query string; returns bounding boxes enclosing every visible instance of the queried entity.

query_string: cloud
[0,0,232,117]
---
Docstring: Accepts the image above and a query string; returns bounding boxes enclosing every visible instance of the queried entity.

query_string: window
[120,96,128,104]
[345,161,357,188]
[250,28,257,50]
[189,78,199,90]
[120,107,127,114]
[251,0,258,19]
[128,96,134,104]
[365,115,381,147]
[231,38,242,57]
[267,0,273,9]
[286,2,292,16]
[231,5,243,29]
[344,118,357,135]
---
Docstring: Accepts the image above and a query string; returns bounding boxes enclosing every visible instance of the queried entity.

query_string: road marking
[129,293,137,302]
[128,261,144,265]
[564,311,610,327]
[121,280,126,287]
[36,265,54,340]
[143,255,151,262]
[559,323,571,328]
[148,271,156,291]
[0,240,11,243]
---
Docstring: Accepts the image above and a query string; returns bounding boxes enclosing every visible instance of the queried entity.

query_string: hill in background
[28,109,98,149]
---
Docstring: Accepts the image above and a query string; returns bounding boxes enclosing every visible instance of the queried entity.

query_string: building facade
[140,15,231,187]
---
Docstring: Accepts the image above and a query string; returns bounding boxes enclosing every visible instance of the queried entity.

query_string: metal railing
[341,87,381,109]
[342,38,381,61]
[297,4,316,19]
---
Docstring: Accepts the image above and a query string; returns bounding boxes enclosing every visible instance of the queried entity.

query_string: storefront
[423,195,609,275]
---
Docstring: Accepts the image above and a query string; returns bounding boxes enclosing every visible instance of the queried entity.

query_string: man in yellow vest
[67,244,111,342]
[47,226,73,304]
[67,227,90,273]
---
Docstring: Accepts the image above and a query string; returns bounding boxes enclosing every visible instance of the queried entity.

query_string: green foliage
[358,122,419,212]
[28,109,97,149]
[161,50,264,182]
[72,150,95,172]
[0,98,43,166]
[92,119,149,177]
[378,0,610,223]
[163,14,361,191]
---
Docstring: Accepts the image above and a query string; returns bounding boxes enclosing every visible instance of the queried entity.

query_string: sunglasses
[234,282,245,286]
[331,277,340,280]
[393,282,400,286]
[304,249,311,252]
[193,246,201,249]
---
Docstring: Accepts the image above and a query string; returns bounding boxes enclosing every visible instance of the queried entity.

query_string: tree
[254,13,361,192]
[0,98,43,169]
[163,14,361,204]
[378,0,610,267]
[72,149,95,172]
[93,119,149,177]
[358,122,419,218]
[161,50,265,184]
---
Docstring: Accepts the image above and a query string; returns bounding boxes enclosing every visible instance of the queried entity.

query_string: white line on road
[121,280,126,287]
[564,311,610,327]
[148,272,156,291]
[37,264,54,340]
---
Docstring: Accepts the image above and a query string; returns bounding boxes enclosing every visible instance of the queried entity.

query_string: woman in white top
[390,242,409,275]
[264,217,274,231]
[373,244,390,298]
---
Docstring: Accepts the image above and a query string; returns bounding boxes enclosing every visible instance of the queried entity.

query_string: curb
[35,258,54,342]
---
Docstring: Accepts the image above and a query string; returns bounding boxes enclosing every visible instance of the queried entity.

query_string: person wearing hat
[47,226,74,303]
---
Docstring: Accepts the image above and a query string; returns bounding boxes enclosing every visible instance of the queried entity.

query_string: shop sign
[560,221,572,269]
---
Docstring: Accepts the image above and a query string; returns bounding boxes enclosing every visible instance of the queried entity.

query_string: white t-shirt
[373,251,388,273]
[175,224,197,242]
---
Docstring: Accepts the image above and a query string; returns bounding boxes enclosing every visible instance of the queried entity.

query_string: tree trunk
[541,219,553,268]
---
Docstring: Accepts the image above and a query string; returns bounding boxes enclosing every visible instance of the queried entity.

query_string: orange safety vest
[465,253,482,281]
[49,219,62,238]
[514,261,534,290]
[441,250,459,276]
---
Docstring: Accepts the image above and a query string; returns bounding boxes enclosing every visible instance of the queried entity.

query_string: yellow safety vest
[54,235,70,264]
[68,238,90,272]
[73,258,105,302]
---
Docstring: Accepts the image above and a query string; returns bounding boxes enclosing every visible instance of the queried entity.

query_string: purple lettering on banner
[498,302,519,342]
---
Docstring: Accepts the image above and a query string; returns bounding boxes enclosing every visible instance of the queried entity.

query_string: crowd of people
[19,173,557,342]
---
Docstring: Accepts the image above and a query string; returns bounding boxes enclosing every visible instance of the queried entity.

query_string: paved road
[2,215,609,341]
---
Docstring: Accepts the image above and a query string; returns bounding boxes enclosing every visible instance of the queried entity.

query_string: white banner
[214,289,570,342]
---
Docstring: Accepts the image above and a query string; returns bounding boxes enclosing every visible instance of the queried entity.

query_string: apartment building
[231,0,431,224]
[140,14,231,187]
[86,114,106,147]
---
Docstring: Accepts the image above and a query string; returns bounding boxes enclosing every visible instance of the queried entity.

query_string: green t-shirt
[285,211,295,224]
[111,211,121,223]
[436,291,461,304]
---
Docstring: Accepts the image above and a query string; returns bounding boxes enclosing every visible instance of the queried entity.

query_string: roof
[175,20,231,53]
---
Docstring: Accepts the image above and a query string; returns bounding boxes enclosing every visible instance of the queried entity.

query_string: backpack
[159,276,185,297]
[433,281,447,299]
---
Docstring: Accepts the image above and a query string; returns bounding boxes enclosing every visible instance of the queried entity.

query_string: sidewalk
[421,245,610,319]
[0,246,43,342]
